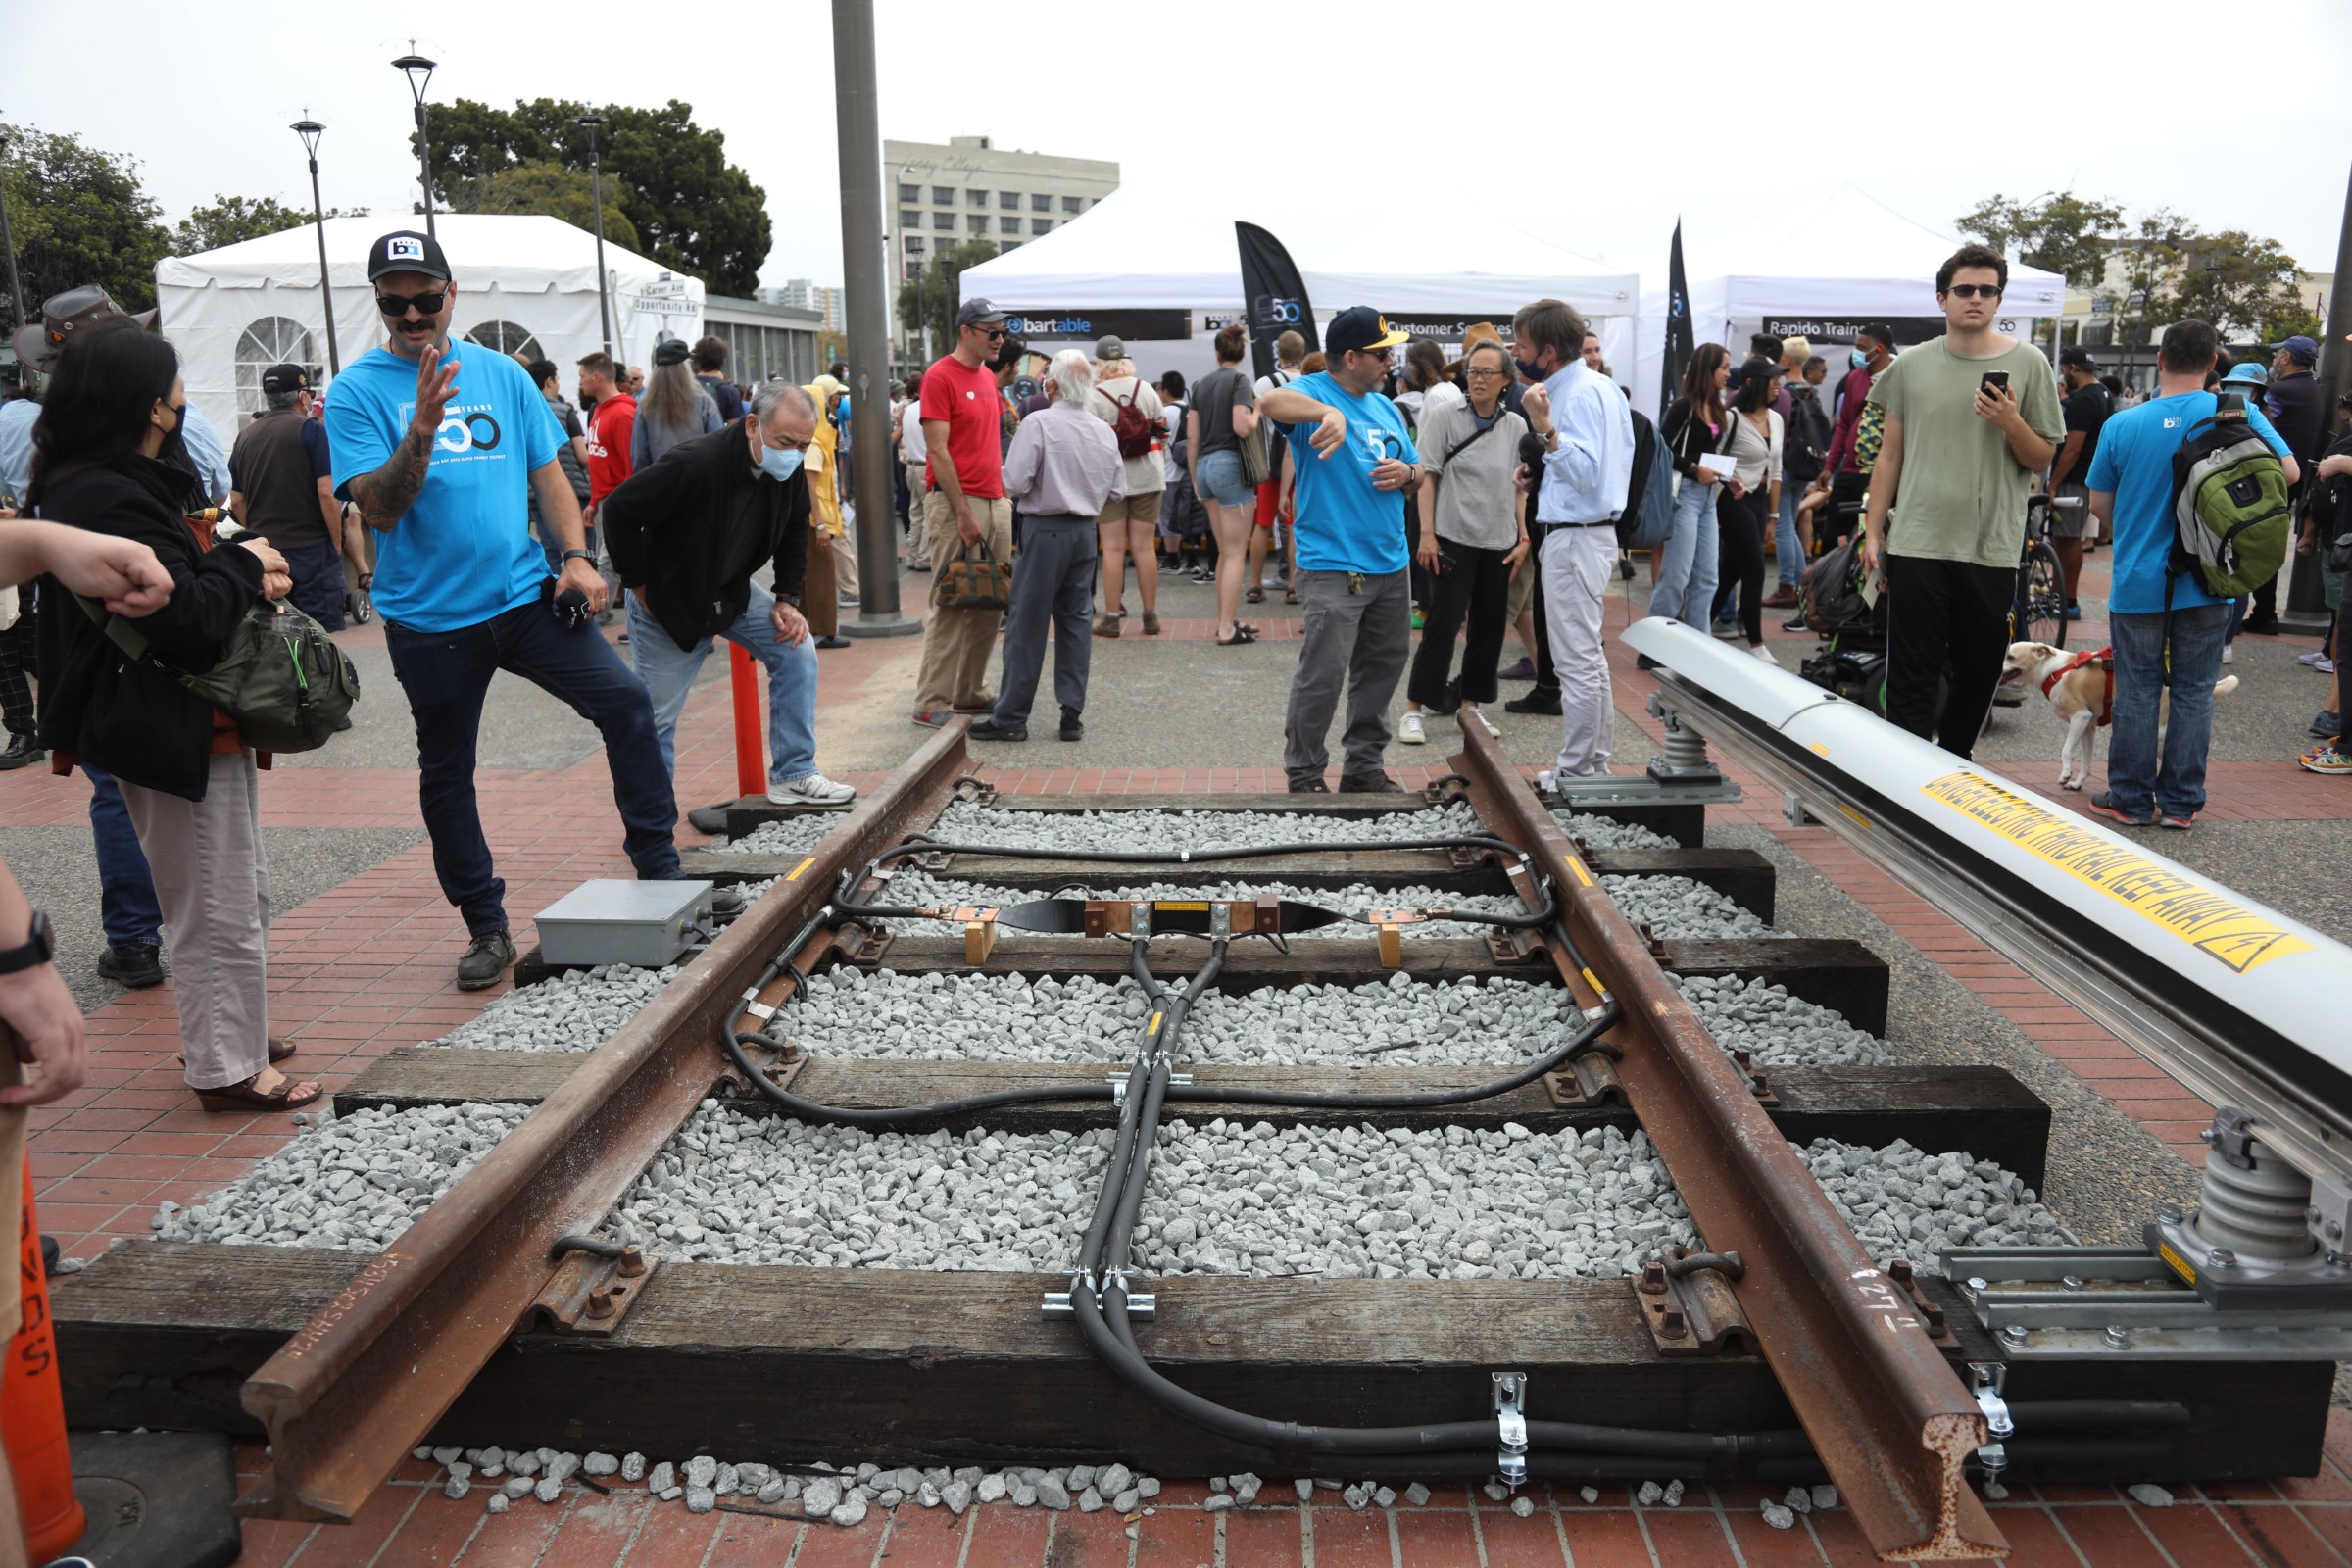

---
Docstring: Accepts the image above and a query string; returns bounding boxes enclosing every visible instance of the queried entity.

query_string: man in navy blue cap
[1258,307,1419,792]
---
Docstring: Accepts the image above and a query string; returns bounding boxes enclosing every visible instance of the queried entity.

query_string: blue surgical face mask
[1850,348,1868,368]
[1513,354,1548,383]
[759,445,803,482]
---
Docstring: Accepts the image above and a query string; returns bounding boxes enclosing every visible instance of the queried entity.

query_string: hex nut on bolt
[1998,1324,2030,1349]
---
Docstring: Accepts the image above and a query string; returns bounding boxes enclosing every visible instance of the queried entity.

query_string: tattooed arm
[349,344,460,532]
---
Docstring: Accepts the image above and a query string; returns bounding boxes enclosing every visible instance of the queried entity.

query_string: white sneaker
[2224,644,2236,665]
[1535,768,1557,793]
[767,772,857,808]
[1466,706,1501,738]
[1397,710,1427,745]
[1749,642,1779,665]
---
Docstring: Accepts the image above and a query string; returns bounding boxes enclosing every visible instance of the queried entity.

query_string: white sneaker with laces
[768,772,857,808]
[1397,710,1427,745]
[1467,707,1501,738]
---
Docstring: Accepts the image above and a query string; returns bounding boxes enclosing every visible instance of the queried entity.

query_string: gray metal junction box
[535,880,715,968]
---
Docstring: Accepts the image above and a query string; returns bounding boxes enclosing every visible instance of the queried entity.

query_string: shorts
[1100,490,1161,527]
[2051,482,2094,539]
[1196,449,1253,508]
[1506,550,1539,623]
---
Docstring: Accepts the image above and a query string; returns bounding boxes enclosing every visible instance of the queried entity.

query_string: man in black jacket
[601,381,855,808]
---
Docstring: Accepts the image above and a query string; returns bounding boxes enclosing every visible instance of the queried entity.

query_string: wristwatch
[562,549,595,566]
[777,592,802,608]
[0,910,55,974]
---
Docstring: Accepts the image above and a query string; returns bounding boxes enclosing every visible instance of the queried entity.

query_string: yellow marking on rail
[1921,772,2312,974]
[1810,741,1832,757]
[1566,858,1593,887]
[1147,1010,1163,1036]
[784,857,816,882]
[1155,901,1210,911]
[1582,968,1606,997]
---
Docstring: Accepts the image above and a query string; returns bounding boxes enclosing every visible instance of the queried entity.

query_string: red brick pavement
[15,553,2347,1566]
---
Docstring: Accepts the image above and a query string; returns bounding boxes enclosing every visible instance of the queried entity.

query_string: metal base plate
[2144,1215,2352,1310]
[1945,1244,2352,1358]
[1544,775,1743,808]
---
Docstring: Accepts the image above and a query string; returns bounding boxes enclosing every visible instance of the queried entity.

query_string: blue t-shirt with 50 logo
[1273,370,1420,575]
[325,342,563,631]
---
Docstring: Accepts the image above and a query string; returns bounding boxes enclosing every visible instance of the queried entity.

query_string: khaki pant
[830,525,861,599]
[914,491,1014,712]
[118,751,271,1091]
[804,534,840,640]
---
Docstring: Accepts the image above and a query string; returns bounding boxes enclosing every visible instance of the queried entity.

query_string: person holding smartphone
[1860,245,2063,757]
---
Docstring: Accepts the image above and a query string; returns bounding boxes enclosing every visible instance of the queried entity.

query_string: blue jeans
[625,584,818,784]
[2106,602,2230,820]
[83,763,163,947]
[282,539,347,631]
[1647,477,1720,624]
[385,599,679,936]
[1775,481,1804,586]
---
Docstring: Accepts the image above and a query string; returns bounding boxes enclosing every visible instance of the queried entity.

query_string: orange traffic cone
[4,1158,85,1561]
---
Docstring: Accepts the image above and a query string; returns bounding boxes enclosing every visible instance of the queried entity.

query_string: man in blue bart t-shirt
[1260,308,1421,793]
[2084,318,2299,829]
[326,229,681,991]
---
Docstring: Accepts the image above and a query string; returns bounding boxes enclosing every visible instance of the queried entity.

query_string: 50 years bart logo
[1921,773,2312,974]
[397,401,503,458]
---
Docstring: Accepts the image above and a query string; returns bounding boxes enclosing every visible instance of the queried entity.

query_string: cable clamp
[740,995,778,1021]
[1968,1361,2013,1484]
[1179,848,1191,863]
[1492,1370,1528,1491]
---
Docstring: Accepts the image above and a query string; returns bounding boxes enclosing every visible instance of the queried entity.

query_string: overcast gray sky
[9,0,2349,291]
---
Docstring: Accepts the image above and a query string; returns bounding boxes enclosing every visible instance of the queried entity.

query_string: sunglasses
[968,325,1005,340]
[376,290,449,317]
[1945,283,2004,300]
[1356,346,1394,362]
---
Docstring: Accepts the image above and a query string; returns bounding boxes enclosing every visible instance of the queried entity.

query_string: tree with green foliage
[1954,190,2125,289]
[172,193,368,257]
[0,122,170,330]
[443,161,640,252]
[895,240,1001,360]
[417,99,767,294]
[2170,229,2306,341]
[2113,208,2193,345]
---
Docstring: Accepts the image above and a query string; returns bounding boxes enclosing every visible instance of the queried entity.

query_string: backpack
[1100,380,1156,461]
[1799,532,1870,634]
[78,596,360,754]
[1785,385,1832,484]
[2169,393,2292,599]
[1617,410,1676,551]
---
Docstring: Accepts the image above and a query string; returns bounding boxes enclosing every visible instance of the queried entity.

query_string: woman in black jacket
[29,326,318,1113]
[1648,343,1731,627]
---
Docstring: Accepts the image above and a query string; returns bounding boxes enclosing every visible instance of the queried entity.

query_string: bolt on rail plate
[1633,1250,1755,1356]
[527,1246,658,1338]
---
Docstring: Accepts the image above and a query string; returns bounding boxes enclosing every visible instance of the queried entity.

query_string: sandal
[195,1068,324,1113]
[1216,626,1260,646]
[1246,586,1265,604]
[1284,588,1300,605]
[177,1037,297,1067]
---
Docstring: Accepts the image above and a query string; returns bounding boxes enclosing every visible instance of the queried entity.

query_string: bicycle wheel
[2019,541,2068,650]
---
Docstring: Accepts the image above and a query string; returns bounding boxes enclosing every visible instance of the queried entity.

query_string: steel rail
[235,723,976,1523]
[1448,724,2002,1562]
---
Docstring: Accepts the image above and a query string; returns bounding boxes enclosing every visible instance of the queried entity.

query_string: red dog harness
[2040,646,2116,727]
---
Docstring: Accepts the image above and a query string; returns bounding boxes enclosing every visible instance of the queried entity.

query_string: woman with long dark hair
[631,339,723,467]
[1186,322,1262,645]
[1713,360,1785,662]
[1649,343,1731,626]
[29,326,318,1113]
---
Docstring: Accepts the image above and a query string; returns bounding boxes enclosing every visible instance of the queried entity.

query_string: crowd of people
[0,228,2340,1122]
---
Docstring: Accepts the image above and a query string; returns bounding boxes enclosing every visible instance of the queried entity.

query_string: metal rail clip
[1484,926,1550,964]
[1634,1248,1755,1356]
[838,923,895,963]
[1543,1040,1627,1107]
[1969,1361,2013,1485]
[528,1240,658,1338]
[1885,1258,1959,1348]
[1423,773,1475,807]
[1492,1371,1528,1490]
[950,776,999,805]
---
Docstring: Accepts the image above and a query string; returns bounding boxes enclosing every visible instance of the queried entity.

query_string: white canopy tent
[1629,186,2067,416]
[956,183,1639,383]
[156,214,705,434]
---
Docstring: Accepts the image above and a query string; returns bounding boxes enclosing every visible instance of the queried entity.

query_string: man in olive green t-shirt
[1860,245,2062,757]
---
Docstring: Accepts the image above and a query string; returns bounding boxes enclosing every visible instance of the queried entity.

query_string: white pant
[1541,524,1616,779]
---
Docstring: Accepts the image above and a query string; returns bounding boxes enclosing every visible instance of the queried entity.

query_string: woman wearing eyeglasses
[1397,339,1529,745]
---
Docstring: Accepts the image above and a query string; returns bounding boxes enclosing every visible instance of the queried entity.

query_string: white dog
[1998,640,2238,791]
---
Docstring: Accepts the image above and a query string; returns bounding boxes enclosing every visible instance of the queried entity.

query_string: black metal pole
[833,0,917,636]
[582,119,612,357]
[2318,160,2352,433]
[305,159,341,376]
[416,102,436,241]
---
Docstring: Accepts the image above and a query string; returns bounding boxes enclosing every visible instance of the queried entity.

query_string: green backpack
[2168,392,2292,598]
[79,597,360,754]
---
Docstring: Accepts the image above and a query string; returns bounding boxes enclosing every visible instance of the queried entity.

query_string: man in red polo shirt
[578,350,635,520]
[911,297,1013,727]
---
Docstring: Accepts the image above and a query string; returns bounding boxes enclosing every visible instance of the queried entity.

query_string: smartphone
[1980,371,2011,397]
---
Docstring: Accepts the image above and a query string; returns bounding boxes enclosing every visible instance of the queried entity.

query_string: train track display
[50,713,2343,1562]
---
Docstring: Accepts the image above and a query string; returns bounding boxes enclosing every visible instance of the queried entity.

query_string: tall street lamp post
[392,46,438,240]
[577,113,613,357]
[290,119,342,376]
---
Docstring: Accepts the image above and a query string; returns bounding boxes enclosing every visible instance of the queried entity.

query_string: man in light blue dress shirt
[1512,299,1634,784]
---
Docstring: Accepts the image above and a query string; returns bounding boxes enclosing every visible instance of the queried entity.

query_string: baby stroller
[1793,501,1889,711]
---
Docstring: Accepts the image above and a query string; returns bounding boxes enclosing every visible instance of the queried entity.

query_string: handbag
[77,595,360,754]
[932,540,1012,611]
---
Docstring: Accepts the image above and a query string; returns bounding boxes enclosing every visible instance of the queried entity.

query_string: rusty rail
[1448,726,2002,1562]
[235,723,975,1523]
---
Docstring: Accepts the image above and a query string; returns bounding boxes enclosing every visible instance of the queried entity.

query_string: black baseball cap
[956,297,1007,329]
[652,337,692,367]
[1324,307,1409,359]
[2058,346,2099,371]
[1855,322,1896,349]
[368,229,451,282]
[261,364,313,395]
